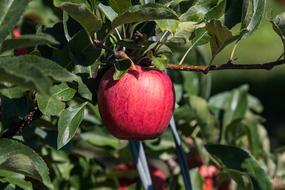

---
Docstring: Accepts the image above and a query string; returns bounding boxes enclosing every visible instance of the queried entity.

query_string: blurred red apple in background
[12,28,28,56]
[115,163,167,190]
[97,65,174,140]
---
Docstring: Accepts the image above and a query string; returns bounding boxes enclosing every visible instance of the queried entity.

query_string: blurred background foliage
[1,0,285,189]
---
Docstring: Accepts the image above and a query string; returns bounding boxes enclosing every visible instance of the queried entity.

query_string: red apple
[97,65,174,140]
[199,165,218,190]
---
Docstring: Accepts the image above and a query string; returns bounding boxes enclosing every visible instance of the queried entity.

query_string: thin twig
[1,106,42,138]
[167,59,285,74]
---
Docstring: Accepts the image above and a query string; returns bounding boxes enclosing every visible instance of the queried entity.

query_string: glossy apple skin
[97,65,174,140]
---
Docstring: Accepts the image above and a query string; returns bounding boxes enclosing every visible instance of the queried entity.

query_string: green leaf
[223,85,249,127]
[113,58,133,80]
[0,55,77,94]
[247,94,263,113]
[0,87,27,99]
[0,0,29,43]
[206,20,239,60]
[0,139,52,189]
[180,0,226,22]
[271,13,285,48]
[36,83,76,116]
[205,0,227,21]
[155,19,180,33]
[50,83,76,101]
[1,34,59,53]
[36,94,65,116]
[152,55,168,70]
[57,102,88,149]
[111,4,179,28]
[81,129,120,149]
[56,2,102,35]
[0,170,32,190]
[240,0,266,39]
[98,3,118,21]
[182,72,199,97]
[108,0,131,14]
[189,96,219,143]
[24,0,59,27]
[242,121,263,159]
[205,144,273,190]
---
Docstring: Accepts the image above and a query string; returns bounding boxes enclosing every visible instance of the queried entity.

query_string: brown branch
[1,106,42,138]
[167,59,285,74]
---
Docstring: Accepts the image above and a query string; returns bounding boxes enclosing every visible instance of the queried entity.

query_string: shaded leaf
[224,0,243,29]
[0,0,29,43]
[0,139,52,189]
[205,20,239,60]
[108,0,131,14]
[205,144,273,190]
[56,2,102,35]
[111,4,179,28]
[1,34,59,53]
[0,55,77,94]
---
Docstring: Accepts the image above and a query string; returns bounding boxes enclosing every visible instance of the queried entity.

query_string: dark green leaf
[108,0,131,14]
[111,4,179,28]
[56,2,102,35]
[224,0,243,29]
[24,0,59,27]
[1,34,59,53]
[57,102,88,149]
[0,139,52,189]
[0,0,29,43]
[206,20,239,60]
[205,144,273,190]
[113,59,133,80]
[0,55,77,94]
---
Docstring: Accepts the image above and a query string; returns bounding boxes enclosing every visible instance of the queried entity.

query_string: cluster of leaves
[0,0,285,189]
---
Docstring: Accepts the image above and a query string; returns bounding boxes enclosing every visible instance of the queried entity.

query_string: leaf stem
[178,32,207,65]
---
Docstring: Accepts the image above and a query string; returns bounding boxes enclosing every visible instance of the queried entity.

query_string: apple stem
[129,141,154,190]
